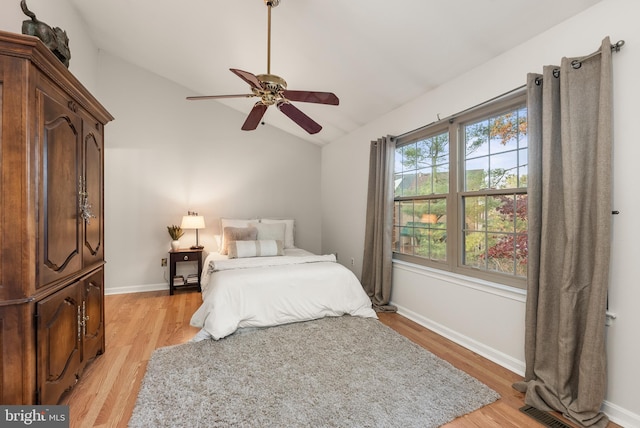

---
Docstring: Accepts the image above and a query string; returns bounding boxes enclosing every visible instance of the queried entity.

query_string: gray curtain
[361,136,397,312]
[514,38,613,427]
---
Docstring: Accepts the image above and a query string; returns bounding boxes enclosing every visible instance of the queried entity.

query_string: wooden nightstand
[168,248,203,295]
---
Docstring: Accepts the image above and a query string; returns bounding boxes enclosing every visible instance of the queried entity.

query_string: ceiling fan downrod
[265,0,280,75]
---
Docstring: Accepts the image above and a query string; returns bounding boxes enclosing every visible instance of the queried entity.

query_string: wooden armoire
[0,31,113,404]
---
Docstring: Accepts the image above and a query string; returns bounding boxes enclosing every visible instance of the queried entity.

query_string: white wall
[96,52,322,294]
[0,0,99,92]
[0,0,323,294]
[321,0,640,426]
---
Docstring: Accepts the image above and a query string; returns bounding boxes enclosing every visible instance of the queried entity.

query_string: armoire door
[81,269,104,363]
[36,282,81,404]
[81,119,104,265]
[37,91,83,288]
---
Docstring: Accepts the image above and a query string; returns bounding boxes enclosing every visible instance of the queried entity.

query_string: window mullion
[459,188,527,197]
[448,121,459,269]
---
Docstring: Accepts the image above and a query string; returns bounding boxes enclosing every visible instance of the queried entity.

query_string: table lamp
[180,211,205,249]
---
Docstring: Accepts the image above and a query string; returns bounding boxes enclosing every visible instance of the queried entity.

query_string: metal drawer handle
[184,255,189,260]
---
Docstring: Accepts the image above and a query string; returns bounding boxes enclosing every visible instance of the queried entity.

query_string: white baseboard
[394,303,526,376]
[105,282,168,295]
[394,303,639,428]
[602,400,640,428]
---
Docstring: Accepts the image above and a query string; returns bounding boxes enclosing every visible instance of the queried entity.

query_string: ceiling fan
[186,0,339,135]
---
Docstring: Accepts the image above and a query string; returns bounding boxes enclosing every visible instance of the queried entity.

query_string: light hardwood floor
[61,290,620,428]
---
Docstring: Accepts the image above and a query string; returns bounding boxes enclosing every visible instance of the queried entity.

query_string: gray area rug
[129,316,499,427]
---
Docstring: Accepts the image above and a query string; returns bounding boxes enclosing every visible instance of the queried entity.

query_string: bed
[189,218,377,340]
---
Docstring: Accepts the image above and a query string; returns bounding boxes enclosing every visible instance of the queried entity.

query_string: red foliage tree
[485,195,528,266]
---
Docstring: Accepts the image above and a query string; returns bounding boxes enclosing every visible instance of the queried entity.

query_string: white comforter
[190,249,377,340]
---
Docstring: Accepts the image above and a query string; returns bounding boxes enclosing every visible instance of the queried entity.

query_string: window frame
[393,90,527,289]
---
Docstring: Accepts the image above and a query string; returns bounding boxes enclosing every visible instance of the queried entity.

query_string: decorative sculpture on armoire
[20,0,71,67]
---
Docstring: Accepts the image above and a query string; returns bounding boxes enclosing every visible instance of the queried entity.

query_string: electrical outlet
[161,258,167,267]
[350,257,355,267]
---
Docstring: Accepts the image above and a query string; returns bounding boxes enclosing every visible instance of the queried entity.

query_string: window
[394,128,449,262]
[393,92,528,288]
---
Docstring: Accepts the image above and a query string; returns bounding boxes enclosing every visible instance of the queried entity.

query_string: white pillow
[227,240,284,258]
[260,218,294,248]
[220,218,259,254]
[249,222,286,242]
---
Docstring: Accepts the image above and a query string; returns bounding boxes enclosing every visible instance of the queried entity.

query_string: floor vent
[519,405,573,428]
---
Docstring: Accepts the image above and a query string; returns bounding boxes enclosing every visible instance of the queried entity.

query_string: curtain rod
[534,39,625,85]
[394,84,526,140]
[394,39,626,140]
[571,39,625,69]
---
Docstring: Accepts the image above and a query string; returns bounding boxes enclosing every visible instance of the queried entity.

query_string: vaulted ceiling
[70,0,602,145]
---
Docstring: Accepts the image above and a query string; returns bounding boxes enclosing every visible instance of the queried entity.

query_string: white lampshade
[180,212,206,249]
[180,215,205,230]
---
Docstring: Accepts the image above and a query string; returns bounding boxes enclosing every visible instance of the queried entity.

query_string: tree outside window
[394,132,448,262]
[462,107,527,277]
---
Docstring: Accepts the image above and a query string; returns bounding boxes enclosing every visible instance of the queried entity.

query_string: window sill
[392,259,527,303]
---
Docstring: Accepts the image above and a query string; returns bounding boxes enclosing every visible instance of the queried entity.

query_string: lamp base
[190,245,204,250]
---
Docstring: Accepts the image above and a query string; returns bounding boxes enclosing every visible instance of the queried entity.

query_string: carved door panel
[36,282,81,404]
[37,92,82,288]
[81,120,104,265]
[81,269,104,365]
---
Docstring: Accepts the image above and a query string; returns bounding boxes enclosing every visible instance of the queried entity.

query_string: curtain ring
[535,77,542,86]
[552,68,560,78]
[571,60,582,69]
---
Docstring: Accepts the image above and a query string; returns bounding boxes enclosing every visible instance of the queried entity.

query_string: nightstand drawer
[176,252,199,262]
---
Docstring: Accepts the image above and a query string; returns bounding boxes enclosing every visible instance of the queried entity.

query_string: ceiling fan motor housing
[254,74,287,105]
[258,74,286,92]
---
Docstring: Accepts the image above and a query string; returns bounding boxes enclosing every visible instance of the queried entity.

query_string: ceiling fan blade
[277,101,322,134]
[242,103,269,131]
[230,68,263,91]
[282,90,339,106]
[187,94,254,101]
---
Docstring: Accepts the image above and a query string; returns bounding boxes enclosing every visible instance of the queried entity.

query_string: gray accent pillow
[220,226,258,255]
